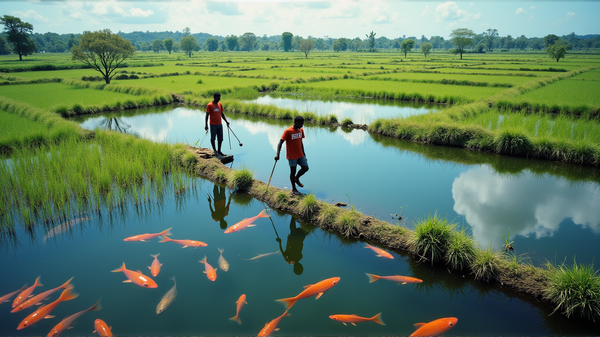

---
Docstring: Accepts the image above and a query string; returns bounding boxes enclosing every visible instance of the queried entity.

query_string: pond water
[3,99,598,336]
[242,95,444,124]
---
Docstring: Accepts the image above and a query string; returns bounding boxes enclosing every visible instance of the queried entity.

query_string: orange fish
[365,273,423,285]
[0,284,28,305]
[148,254,162,277]
[365,244,394,259]
[13,276,43,308]
[224,209,269,233]
[12,277,73,313]
[93,319,113,337]
[46,300,101,336]
[17,287,78,330]
[111,262,158,288]
[258,310,290,337]
[410,317,458,337]
[124,227,172,242]
[329,313,385,326]
[160,235,207,248]
[199,256,217,281]
[276,277,340,310]
[229,294,247,325]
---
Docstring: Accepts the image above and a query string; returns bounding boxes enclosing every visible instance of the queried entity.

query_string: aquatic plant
[494,129,533,156]
[410,213,455,265]
[545,260,600,322]
[471,246,501,282]
[498,228,514,252]
[181,152,197,171]
[298,193,319,218]
[229,166,254,191]
[445,227,476,271]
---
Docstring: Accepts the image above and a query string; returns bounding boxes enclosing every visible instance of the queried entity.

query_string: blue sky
[1,1,599,39]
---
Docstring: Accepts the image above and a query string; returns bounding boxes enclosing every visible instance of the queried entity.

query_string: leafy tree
[351,37,362,51]
[180,35,199,57]
[546,41,567,62]
[515,35,528,50]
[261,43,270,51]
[0,35,11,55]
[292,35,301,51]
[152,39,164,53]
[475,43,486,53]
[483,28,498,51]
[205,37,218,51]
[503,35,513,51]
[400,39,415,57]
[67,34,78,50]
[333,38,349,52]
[239,32,256,52]
[544,34,560,48]
[172,42,180,53]
[225,35,238,51]
[366,30,376,52]
[429,36,444,49]
[450,28,475,59]
[298,38,314,58]
[281,32,293,51]
[0,15,37,60]
[420,42,432,57]
[392,40,401,50]
[182,27,191,37]
[314,38,326,50]
[164,38,174,54]
[71,29,135,84]
[529,38,543,51]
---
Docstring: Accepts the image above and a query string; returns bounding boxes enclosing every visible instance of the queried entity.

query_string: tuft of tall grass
[181,152,197,171]
[544,260,600,322]
[298,193,319,218]
[410,213,455,265]
[470,246,501,282]
[275,191,288,206]
[445,227,476,271]
[229,166,254,191]
[214,168,227,182]
[335,209,361,237]
[494,129,533,156]
[316,203,339,226]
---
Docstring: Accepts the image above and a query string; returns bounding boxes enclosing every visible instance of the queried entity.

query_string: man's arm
[204,112,209,131]
[221,110,230,126]
[275,139,284,161]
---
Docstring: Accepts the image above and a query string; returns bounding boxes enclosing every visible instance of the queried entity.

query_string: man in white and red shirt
[275,116,309,195]
[205,92,230,156]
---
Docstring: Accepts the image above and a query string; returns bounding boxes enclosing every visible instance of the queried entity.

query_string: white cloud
[530,6,537,11]
[420,5,431,17]
[130,8,154,18]
[11,9,49,23]
[435,2,480,23]
[566,12,577,19]
[516,8,526,15]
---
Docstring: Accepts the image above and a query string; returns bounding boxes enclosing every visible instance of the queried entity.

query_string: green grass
[229,166,254,191]
[545,260,600,321]
[471,246,502,282]
[298,193,319,218]
[410,213,455,265]
[445,227,476,271]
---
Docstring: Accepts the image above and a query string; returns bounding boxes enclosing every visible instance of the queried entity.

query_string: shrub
[445,228,476,271]
[471,247,501,282]
[494,129,533,156]
[229,166,254,191]
[335,209,361,237]
[410,213,454,265]
[298,193,319,218]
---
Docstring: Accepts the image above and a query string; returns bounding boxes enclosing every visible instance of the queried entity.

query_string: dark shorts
[210,124,223,142]
[288,156,308,167]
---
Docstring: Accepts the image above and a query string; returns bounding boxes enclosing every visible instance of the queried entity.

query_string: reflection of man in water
[276,216,307,275]
[207,184,231,229]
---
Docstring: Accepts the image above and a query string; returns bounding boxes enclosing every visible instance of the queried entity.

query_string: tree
[70,29,135,84]
[205,37,218,51]
[152,39,164,53]
[546,41,567,62]
[450,28,475,59]
[292,35,301,51]
[366,31,376,52]
[298,38,314,58]
[281,32,293,52]
[239,32,256,52]
[225,35,238,51]
[67,34,78,50]
[515,35,528,50]
[314,38,326,50]
[420,42,432,57]
[483,28,498,51]
[503,35,513,51]
[544,34,560,48]
[182,27,191,37]
[1,15,37,60]
[400,39,415,57]
[164,38,174,54]
[392,40,401,50]
[0,35,11,55]
[180,35,199,57]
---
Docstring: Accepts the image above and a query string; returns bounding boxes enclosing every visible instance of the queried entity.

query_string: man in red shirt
[275,116,309,195]
[205,92,230,156]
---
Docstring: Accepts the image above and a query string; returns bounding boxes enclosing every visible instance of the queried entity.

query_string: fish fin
[228,316,241,325]
[414,323,426,327]
[182,246,188,248]
[161,227,173,236]
[148,266,151,270]
[151,253,160,258]
[315,292,323,300]
[67,326,74,330]
[140,239,146,242]
[159,235,170,243]
[44,315,55,319]
[248,224,256,227]
[258,209,270,218]
[137,270,142,273]
[352,323,357,326]
[402,282,407,285]
[365,273,379,283]
[342,322,347,326]
[376,254,382,257]
[200,256,207,264]
[60,277,74,289]
[303,284,313,289]
[111,262,126,273]
[275,328,280,331]
[218,248,224,253]
[34,276,43,287]
[89,300,102,311]
[92,330,96,333]
[275,297,297,310]
[372,312,385,326]
[123,280,132,283]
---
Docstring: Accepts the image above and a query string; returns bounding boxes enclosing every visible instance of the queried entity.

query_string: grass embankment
[189,145,600,322]
[0,131,198,231]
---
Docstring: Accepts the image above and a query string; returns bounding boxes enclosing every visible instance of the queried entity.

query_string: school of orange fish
[1,209,457,336]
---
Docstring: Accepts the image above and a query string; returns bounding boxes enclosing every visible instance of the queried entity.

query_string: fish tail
[218,247,224,254]
[60,277,74,289]
[151,253,160,258]
[228,315,241,325]
[58,287,79,302]
[275,297,297,310]
[372,312,385,326]
[111,262,126,273]
[366,273,380,283]
[33,276,43,287]
[161,227,173,236]
[159,235,171,243]
[88,299,102,312]
[200,256,207,264]
[258,209,270,218]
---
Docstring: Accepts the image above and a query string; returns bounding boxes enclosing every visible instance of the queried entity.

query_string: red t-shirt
[206,102,224,125]
[281,126,305,160]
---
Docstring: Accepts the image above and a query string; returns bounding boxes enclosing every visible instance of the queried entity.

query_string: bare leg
[295,165,309,187]
[290,166,299,193]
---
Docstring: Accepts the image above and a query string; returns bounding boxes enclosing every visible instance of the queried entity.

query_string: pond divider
[184,144,600,323]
